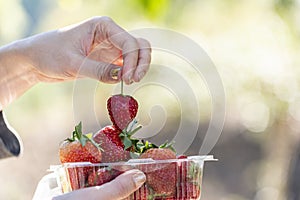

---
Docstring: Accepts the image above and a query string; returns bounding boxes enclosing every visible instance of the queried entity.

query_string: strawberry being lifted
[107,81,138,131]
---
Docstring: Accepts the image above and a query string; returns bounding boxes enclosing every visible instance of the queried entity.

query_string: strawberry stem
[128,125,142,136]
[121,80,124,95]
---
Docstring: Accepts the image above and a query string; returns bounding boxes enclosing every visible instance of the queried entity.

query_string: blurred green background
[1,0,300,199]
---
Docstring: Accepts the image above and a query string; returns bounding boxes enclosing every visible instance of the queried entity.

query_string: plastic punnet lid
[188,155,217,161]
[49,155,217,171]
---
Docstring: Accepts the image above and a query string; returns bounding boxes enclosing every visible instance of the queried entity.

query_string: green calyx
[67,122,100,149]
[135,140,176,154]
[119,119,142,150]
[118,119,177,158]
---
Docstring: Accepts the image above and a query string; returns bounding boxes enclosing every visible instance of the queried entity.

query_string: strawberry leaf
[134,140,157,154]
[159,141,176,152]
[85,133,93,139]
[119,121,142,151]
[80,137,87,146]
[134,140,176,154]
[123,136,132,150]
[75,122,82,134]
[119,132,126,137]
[130,152,140,159]
[66,122,102,150]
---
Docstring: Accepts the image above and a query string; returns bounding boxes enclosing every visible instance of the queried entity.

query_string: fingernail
[133,171,146,187]
[110,68,121,80]
[127,74,133,84]
[122,69,134,84]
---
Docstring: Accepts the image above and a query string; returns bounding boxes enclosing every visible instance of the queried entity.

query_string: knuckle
[99,16,114,25]
[87,16,101,24]
[88,16,114,31]
[138,38,151,47]
[100,16,113,22]
[137,38,152,51]
[123,42,139,55]
[89,16,112,23]
[124,36,139,48]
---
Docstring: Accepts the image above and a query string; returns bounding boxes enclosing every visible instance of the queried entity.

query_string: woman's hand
[0,16,151,109]
[25,16,151,84]
[52,169,146,200]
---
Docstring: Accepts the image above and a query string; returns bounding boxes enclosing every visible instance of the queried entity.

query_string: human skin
[0,16,151,110]
[52,169,146,200]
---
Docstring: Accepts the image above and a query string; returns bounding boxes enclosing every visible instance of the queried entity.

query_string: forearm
[0,17,152,110]
[0,39,39,110]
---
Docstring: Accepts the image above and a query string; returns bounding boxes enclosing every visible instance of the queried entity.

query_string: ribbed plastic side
[127,159,204,200]
[52,155,215,199]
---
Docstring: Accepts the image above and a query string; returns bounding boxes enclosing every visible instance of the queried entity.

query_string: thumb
[101,169,146,199]
[52,169,146,200]
[78,58,121,83]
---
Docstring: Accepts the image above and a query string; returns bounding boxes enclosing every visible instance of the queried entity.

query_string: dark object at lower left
[0,111,21,159]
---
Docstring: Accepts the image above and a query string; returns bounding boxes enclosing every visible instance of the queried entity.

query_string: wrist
[0,39,39,109]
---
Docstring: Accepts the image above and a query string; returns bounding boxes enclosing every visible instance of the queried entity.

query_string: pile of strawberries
[58,85,201,199]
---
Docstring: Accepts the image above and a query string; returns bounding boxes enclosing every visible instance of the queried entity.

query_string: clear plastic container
[52,155,216,200]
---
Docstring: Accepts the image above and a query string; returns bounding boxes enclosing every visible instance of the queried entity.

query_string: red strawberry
[186,182,201,199]
[65,166,86,190]
[88,168,113,186]
[130,184,151,200]
[176,157,202,199]
[139,148,177,197]
[107,94,138,131]
[59,122,102,164]
[176,182,201,199]
[93,124,142,163]
[93,125,131,163]
[177,154,188,159]
[59,122,102,190]
[88,168,124,186]
[59,141,101,164]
